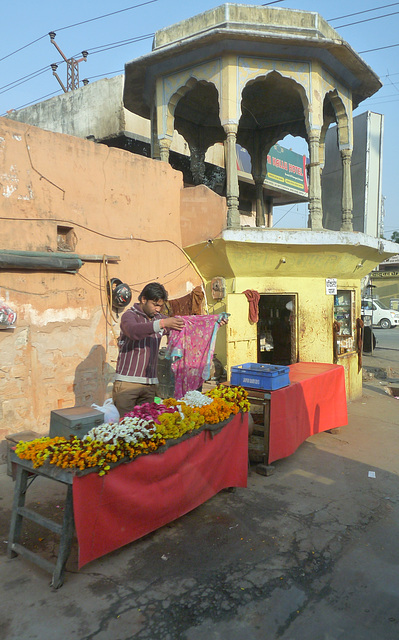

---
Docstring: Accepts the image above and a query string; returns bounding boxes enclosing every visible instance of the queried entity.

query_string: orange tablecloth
[73,412,248,567]
[269,362,347,464]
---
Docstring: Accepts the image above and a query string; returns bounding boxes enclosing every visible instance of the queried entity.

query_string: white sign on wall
[326,278,337,295]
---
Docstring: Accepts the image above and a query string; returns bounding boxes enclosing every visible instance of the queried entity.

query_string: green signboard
[265,144,308,195]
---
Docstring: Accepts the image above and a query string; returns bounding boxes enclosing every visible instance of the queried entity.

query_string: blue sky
[1,1,398,236]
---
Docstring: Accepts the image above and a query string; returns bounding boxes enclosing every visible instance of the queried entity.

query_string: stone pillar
[308,131,323,230]
[150,104,160,160]
[223,123,240,229]
[340,148,353,231]
[189,146,206,185]
[159,138,171,163]
[254,178,265,227]
[265,196,273,228]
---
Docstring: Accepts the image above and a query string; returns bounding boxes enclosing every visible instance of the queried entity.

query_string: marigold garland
[14,387,249,475]
[15,433,165,476]
[205,385,251,412]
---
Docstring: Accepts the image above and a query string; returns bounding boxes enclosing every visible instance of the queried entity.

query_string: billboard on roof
[237,144,308,197]
[265,144,308,196]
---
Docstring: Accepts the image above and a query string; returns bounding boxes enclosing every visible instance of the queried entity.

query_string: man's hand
[164,317,185,331]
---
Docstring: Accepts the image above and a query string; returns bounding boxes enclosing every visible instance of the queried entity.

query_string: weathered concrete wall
[0,117,201,454]
[6,76,225,166]
[6,76,148,142]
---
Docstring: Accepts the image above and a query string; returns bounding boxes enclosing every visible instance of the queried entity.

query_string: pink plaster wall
[0,118,204,451]
[180,185,227,248]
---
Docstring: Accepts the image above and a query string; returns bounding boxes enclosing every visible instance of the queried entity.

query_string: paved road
[374,326,399,351]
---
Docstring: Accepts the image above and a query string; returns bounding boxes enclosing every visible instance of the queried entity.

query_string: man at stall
[112,282,184,417]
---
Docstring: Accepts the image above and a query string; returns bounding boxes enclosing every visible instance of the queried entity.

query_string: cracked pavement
[1,361,399,639]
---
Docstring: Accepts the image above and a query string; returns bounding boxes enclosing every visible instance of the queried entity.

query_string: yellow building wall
[220,276,363,401]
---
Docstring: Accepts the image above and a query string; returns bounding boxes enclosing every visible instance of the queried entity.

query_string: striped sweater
[114,303,167,384]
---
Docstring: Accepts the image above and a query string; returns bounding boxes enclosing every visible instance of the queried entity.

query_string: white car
[361,298,399,329]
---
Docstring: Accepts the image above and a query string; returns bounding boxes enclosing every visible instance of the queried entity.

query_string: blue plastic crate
[230,363,290,391]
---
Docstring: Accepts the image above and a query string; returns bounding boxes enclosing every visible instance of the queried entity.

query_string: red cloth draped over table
[269,362,348,464]
[73,412,248,568]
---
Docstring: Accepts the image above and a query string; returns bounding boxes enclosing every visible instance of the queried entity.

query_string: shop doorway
[257,294,297,365]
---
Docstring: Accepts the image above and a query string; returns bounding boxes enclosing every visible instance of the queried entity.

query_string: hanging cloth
[356,317,364,372]
[165,314,228,399]
[168,286,205,316]
[243,289,260,323]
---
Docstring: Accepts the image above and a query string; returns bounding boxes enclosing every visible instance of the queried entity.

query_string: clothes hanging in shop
[243,289,260,323]
[165,314,227,398]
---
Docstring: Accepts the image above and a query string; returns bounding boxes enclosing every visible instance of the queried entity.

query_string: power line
[1,89,63,116]
[328,2,399,21]
[335,9,399,29]
[0,66,50,94]
[0,0,160,64]
[78,33,154,57]
[359,42,399,54]
[0,35,48,64]
[54,0,159,33]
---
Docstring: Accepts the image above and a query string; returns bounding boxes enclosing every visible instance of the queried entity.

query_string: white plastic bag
[91,398,120,424]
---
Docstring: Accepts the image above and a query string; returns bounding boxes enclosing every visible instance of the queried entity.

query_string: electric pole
[49,32,88,92]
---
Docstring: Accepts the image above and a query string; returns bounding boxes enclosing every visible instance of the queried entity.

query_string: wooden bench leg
[51,485,75,589]
[263,396,271,465]
[8,465,29,558]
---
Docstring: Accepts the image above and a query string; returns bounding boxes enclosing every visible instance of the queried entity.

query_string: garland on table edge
[15,386,250,476]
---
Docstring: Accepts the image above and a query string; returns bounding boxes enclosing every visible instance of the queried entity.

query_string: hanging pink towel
[166,315,224,399]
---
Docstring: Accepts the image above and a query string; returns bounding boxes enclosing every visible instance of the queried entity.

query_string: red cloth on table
[243,290,260,323]
[73,412,248,568]
[268,362,347,464]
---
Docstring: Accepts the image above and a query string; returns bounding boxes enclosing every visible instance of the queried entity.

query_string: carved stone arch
[323,90,350,148]
[321,90,353,231]
[166,78,226,185]
[237,70,309,180]
[166,77,199,138]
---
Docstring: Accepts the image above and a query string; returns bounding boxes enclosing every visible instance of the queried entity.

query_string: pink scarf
[166,315,222,398]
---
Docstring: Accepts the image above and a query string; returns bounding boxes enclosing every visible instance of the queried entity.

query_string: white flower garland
[181,390,213,407]
[84,416,156,446]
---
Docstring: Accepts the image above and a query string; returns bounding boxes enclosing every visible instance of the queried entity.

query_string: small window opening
[57,225,77,252]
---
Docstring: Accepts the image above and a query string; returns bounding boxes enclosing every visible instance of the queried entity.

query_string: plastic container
[230,363,290,391]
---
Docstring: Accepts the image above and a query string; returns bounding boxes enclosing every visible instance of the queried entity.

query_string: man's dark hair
[139,282,168,302]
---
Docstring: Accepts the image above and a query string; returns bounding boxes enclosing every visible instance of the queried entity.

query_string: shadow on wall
[73,345,115,407]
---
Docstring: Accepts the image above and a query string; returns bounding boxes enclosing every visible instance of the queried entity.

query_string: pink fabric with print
[167,315,220,398]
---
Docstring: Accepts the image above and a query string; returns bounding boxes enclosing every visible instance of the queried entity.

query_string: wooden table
[8,412,248,587]
[229,362,348,473]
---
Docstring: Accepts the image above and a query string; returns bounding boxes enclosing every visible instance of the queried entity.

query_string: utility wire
[54,0,160,33]
[359,42,399,54]
[328,2,399,21]
[335,9,399,29]
[1,90,63,116]
[0,66,49,93]
[0,0,161,63]
[75,33,154,58]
